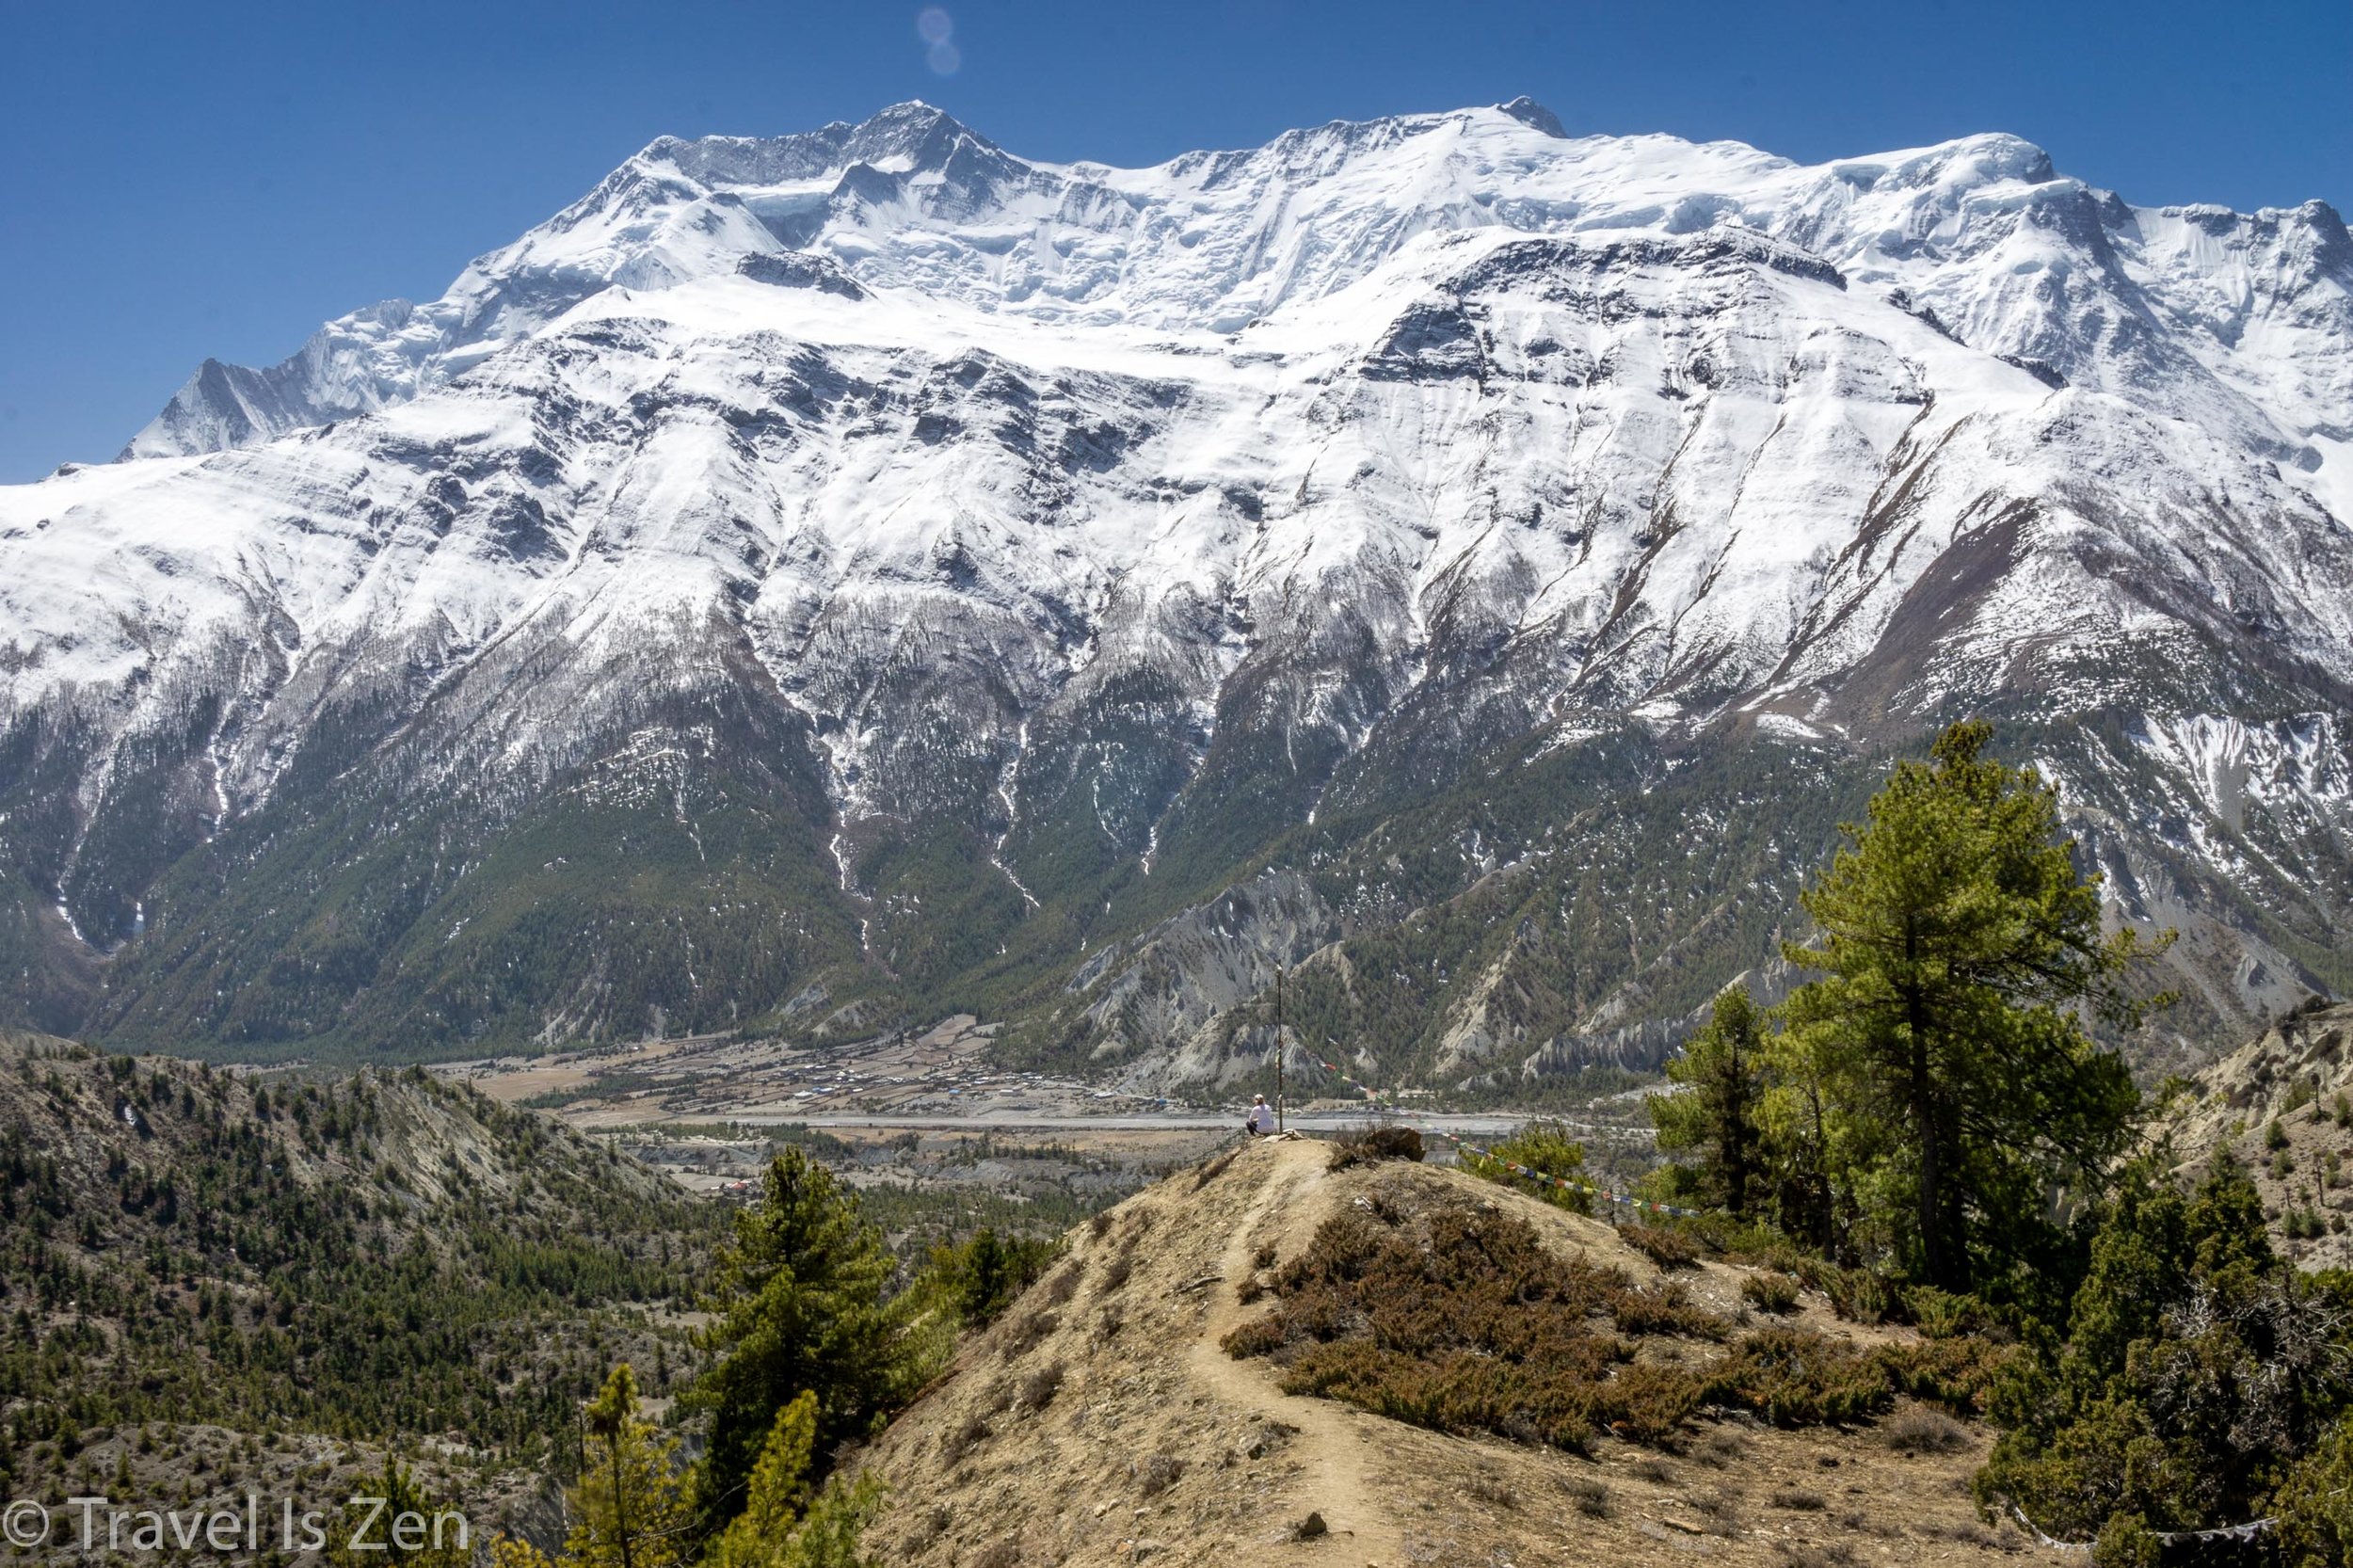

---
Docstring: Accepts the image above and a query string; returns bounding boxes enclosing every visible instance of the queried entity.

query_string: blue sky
[1,0,2345,482]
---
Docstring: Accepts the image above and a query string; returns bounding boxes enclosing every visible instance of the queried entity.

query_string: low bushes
[1224,1192,2008,1451]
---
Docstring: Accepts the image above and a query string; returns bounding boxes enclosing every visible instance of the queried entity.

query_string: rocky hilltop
[858,1137,2026,1565]
[0,101,2346,1081]
[2154,1000,2353,1269]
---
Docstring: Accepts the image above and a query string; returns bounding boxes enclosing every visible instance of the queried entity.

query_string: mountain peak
[1494,95,1567,137]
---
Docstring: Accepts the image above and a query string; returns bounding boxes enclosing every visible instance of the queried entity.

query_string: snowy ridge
[1,100,2348,1060]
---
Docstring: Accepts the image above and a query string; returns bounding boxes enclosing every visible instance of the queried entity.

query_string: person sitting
[1246,1095,1275,1136]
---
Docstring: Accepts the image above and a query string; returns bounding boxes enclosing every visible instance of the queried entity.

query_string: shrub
[1620,1222,1700,1271]
[1901,1287,1980,1339]
[1225,1189,1994,1455]
[1874,1336,2009,1413]
[1327,1126,1424,1169]
[1610,1281,1726,1339]
[1701,1329,1894,1425]
[1132,1452,1183,1497]
[2268,1119,2292,1151]
[1561,1478,1611,1517]
[1818,1266,1897,1325]
[1771,1487,1828,1511]
[1742,1272,1802,1315]
[1883,1405,1970,1455]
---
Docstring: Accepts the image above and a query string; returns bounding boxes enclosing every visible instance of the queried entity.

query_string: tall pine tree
[1779,720,2160,1292]
[686,1149,916,1537]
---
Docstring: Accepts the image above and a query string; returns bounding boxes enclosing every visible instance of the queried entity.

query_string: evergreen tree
[704,1391,886,1568]
[706,1393,819,1568]
[922,1226,1058,1330]
[1779,721,2158,1291]
[327,1458,471,1568]
[1464,1121,1594,1215]
[488,1538,555,1568]
[1649,986,1769,1217]
[769,1476,886,1568]
[686,1150,911,1536]
[1979,1156,2353,1551]
[566,1364,687,1568]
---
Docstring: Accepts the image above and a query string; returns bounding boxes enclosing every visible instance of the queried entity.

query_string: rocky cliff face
[1,102,2346,1080]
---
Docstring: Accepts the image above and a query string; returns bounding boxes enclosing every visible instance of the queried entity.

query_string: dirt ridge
[859,1137,2047,1566]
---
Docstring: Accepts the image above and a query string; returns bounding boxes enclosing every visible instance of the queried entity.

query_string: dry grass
[1038,1262,1082,1307]
[862,1140,2025,1568]
[1016,1361,1064,1411]
[968,1539,1020,1568]
[1466,1470,1517,1509]
[939,1413,991,1465]
[1001,1310,1059,1356]
[1193,1148,1239,1190]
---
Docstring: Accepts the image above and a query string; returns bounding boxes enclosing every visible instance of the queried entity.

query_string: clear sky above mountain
[0,0,2345,482]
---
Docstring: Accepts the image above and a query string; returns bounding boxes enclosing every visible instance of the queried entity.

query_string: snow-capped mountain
[3,100,2347,1078]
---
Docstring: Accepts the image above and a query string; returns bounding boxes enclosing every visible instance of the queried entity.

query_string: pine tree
[327,1458,472,1568]
[706,1393,819,1568]
[565,1364,687,1568]
[1464,1121,1593,1215]
[686,1150,912,1536]
[691,1388,886,1568]
[488,1538,555,1568]
[1980,1156,2353,1547]
[1779,720,2159,1292]
[1649,986,1769,1217]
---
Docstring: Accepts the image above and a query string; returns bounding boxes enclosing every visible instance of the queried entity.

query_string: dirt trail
[863,1134,2044,1567]
[1187,1137,1410,1564]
